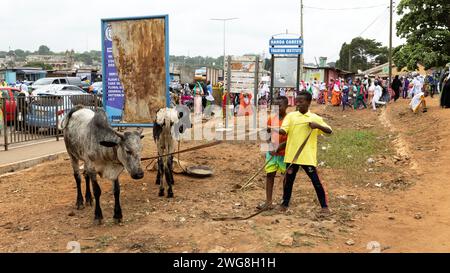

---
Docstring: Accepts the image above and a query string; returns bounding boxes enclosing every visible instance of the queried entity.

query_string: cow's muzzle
[131,169,144,180]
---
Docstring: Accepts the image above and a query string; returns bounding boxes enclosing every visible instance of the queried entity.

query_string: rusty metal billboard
[101,15,169,127]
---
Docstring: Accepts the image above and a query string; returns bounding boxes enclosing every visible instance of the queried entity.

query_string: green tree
[264,58,272,71]
[37,45,52,55]
[169,55,223,69]
[74,52,93,65]
[393,0,450,70]
[336,37,388,73]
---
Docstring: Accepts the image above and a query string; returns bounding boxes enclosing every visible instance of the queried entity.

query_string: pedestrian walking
[353,79,367,109]
[391,75,402,101]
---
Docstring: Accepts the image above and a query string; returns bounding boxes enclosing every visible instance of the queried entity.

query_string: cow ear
[99,140,118,147]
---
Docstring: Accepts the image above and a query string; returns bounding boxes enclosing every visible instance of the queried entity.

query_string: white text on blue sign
[270,48,303,54]
[269,39,303,46]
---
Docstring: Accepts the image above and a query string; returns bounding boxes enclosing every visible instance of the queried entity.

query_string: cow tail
[61,105,84,130]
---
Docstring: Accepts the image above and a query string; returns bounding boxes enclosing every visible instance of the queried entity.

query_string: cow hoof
[113,218,122,224]
[167,193,174,198]
[76,202,85,210]
[85,198,93,207]
[158,190,165,197]
[93,219,103,225]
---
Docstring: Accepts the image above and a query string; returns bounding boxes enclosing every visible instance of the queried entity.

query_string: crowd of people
[171,65,450,123]
[254,65,450,215]
[256,69,450,114]
[170,80,217,118]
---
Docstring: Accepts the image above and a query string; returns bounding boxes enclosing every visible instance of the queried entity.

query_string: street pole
[348,45,351,72]
[211,18,238,131]
[223,20,226,82]
[210,18,238,86]
[389,0,393,88]
[299,0,304,82]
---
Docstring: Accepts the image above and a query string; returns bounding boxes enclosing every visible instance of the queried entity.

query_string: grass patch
[318,129,381,169]
[318,129,392,185]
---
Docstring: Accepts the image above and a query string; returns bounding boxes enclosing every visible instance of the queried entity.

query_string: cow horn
[136,127,143,135]
[114,130,125,140]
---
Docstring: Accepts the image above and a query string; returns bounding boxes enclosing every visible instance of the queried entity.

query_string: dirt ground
[0,97,449,253]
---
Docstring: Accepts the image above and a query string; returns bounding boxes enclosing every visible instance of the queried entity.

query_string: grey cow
[62,105,144,224]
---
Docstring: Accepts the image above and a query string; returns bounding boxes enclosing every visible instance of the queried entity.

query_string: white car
[27,85,94,130]
[31,84,86,96]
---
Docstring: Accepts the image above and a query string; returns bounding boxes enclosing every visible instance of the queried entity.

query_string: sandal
[275,204,288,212]
[256,202,274,211]
[314,208,334,219]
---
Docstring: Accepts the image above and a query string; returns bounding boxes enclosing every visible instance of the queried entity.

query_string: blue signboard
[270,38,303,46]
[269,48,303,55]
[102,23,124,123]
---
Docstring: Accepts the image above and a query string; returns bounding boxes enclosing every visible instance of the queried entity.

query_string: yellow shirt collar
[297,110,311,117]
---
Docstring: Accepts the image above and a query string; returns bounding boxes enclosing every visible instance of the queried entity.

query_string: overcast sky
[1,0,405,63]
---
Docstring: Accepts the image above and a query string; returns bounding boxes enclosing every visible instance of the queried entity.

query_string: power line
[304,4,387,11]
[357,7,389,37]
[327,7,390,61]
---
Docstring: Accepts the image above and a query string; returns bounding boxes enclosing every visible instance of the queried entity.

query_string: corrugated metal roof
[16,69,47,74]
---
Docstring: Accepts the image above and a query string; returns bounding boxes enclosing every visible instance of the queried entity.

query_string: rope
[177,140,189,174]
[141,140,223,161]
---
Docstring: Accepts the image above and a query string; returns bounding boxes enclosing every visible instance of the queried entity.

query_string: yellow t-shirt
[281,111,331,166]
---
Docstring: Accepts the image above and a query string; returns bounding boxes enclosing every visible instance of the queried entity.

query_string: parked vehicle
[31,84,86,96]
[30,77,88,92]
[26,86,97,130]
[0,87,19,122]
[88,82,103,95]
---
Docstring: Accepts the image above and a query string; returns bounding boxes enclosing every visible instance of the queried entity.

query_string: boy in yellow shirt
[279,91,333,213]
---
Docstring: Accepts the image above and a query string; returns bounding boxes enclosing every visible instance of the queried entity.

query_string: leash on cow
[176,140,189,174]
[141,140,223,161]
[215,130,313,221]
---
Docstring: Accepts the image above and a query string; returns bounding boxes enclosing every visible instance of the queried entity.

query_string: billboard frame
[269,34,302,105]
[101,15,170,128]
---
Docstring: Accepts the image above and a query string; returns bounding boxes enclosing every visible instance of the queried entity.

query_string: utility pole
[210,17,239,87]
[348,45,351,72]
[299,0,304,81]
[211,18,238,131]
[388,0,393,88]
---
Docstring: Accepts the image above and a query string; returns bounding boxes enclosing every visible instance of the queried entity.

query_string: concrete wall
[179,66,195,83]
[6,71,16,84]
